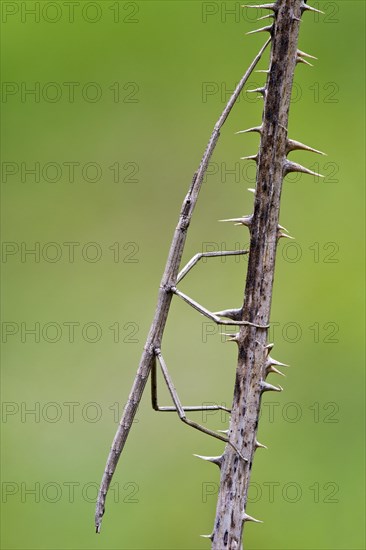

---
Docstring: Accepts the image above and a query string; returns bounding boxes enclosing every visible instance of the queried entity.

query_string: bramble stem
[212,1,308,547]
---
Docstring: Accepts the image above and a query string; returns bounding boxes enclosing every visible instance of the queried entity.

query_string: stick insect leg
[153,348,247,462]
[171,287,269,329]
[151,356,231,414]
[177,249,249,284]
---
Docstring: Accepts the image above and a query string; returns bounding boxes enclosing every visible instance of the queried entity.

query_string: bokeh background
[1,1,365,549]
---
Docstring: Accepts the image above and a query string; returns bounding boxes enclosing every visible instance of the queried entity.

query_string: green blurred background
[1,1,364,548]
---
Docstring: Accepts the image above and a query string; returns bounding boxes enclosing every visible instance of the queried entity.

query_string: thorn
[257,13,274,21]
[214,307,243,321]
[236,125,262,135]
[193,454,223,467]
[301,2,325,15]
[284,160,324,178]
[261,381,283,393]
[243,3,276,10]
[243,512,263,523]
[219,215,253,227]
[278,223,289,233]
[277,230,295,240]
[267,356,289,368]
[240,154,258,162]
[256,341,274,354]
[248,188,256,193]
[292,15,302,21]
[219,217,247,225]
[247,86,266,96]
[255,69,270,74]
[246,24,273,36]
[217,429,229,435]
[226,336,239,343]
[287,138,326,156]
[297,55,314,67]
[298,49,317,60]
[222,332,240,343]
[255,440,268,450]
[200,534,213,540]
[266,364,286,377]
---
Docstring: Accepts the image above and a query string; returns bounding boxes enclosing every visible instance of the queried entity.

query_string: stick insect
[95,37,271,534]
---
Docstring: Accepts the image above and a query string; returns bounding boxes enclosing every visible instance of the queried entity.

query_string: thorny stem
[211,1,317,548]
[95,38,270,533]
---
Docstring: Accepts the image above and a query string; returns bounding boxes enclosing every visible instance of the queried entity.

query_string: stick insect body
[95,38,271,533]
